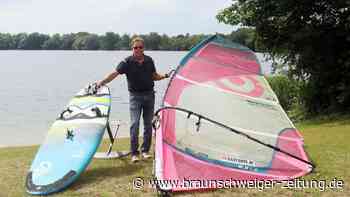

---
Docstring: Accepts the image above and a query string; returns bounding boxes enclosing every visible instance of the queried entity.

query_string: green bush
[266,75,304,120]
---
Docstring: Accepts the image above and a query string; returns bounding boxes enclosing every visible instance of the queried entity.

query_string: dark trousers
[129,92,155,156]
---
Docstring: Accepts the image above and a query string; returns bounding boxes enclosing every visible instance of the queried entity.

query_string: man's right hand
[96,81,104,89]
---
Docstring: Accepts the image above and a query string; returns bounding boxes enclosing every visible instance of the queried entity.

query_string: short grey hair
[130,36,144,47]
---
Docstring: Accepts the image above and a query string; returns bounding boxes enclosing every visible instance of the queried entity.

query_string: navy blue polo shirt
[116,55,156,93]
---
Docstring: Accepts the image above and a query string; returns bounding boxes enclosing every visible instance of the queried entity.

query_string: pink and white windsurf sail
[154,35,313,192]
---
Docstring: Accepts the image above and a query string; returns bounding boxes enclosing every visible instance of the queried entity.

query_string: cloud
[0,0,234,35]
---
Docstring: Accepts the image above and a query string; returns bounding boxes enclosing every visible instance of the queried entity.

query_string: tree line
[0,30,257,51]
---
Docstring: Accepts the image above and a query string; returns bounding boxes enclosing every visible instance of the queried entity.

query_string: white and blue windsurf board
[25,84,111,195]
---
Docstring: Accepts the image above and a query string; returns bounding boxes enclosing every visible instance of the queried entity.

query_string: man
[97,37,169,162]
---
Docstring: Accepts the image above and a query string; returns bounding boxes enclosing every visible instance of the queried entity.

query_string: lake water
[0,51,272,147]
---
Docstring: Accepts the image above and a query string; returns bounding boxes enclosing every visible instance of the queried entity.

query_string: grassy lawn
[0,116,349,197]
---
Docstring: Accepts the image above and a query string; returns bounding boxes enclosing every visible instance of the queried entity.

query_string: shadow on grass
[300,113,350,127]
[70,158,147,190]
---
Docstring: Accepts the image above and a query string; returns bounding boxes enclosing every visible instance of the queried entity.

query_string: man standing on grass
[97,37,169,162]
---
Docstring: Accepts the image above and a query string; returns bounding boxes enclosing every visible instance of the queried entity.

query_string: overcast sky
[0,0,235,35]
